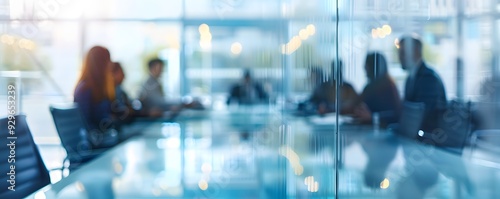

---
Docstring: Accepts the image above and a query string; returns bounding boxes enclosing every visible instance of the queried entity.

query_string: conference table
[26,106,500,198]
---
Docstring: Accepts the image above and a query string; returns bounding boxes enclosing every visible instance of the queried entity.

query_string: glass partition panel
[337,0,500,198]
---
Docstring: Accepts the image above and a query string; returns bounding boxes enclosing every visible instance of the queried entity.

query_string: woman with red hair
[74,46,117,147]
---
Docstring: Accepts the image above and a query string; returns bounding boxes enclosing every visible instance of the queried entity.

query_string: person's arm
[414,75,447,112]
[340,84,360,115]
[414,74,447,131]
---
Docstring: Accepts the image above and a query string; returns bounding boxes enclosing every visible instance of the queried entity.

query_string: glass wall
[2,0,500,197]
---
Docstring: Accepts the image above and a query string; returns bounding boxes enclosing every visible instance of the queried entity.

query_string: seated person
[398,35,447,133]
[354,52,402,127]
[111,62,140,124]
[138,58,182,117]
[227,69,269,105]
[74,46,118,148]
[299,61,359,115]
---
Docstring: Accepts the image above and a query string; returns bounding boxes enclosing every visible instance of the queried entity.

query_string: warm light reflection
[279,146,303,176]
[199,24,212,50]
[284,36,302,55]
[376,28,384,38]
[282,24,316,54]
[198,179,208,190]
[230,42,243,55]
[382,25,392,35]
[304,176,315,185]
[305,176,319,192]
[299,29,309,40]
[394,38,400,49]
[307,181,319,192]
[312,182,319,192]
[380,178,390,189]
[372,24,392,39]
[199,24,210,34]
[1,34,15,45]
[306,24,316,35]
[371,29,378,39]
[200,33,212,41]
[75,181,85,192]
[294,165,304,175]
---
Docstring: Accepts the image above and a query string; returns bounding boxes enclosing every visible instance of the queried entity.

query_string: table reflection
[26,109,500,199]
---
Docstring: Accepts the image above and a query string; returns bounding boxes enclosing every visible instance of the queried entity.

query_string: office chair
[435,100,472,154]
[0,115,51,198]
[49,104,102,172]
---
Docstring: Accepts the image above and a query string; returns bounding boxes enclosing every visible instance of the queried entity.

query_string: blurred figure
[138,58,182,117]
[398,35,447,133]
[111,62,138,124]
[227,69,269,105]
[473,75,500,130]
[300,60,359,115]
[354,52,401,127]
[74,46,117,147]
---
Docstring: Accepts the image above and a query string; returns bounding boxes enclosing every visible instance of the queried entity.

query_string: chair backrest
[396,101,425,139]
[436,100,472,149]
[49,104,93,166]
[0,115,50,198]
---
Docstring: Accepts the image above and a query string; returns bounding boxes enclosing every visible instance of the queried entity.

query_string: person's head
[365,52,388,81]
[112,62,125,86]
[148,58,165,78]
[77,46,115,101]
[243,69,252,83]
[397,34,423,71]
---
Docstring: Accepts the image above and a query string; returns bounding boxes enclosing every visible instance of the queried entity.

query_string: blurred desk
[26,108,500,199]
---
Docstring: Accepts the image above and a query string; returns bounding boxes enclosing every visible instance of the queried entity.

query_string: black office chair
[390,101,425,140]
[397,100,472,154]
[0,115,51,198]
[49,104,101,172]
[434,100,472,154]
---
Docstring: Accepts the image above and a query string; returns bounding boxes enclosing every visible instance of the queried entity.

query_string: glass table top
[26,108,500,199]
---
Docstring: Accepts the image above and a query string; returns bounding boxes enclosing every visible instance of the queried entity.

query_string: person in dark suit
[398,35,447,133]
[354,52,401,127]
[227,69,269,105]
